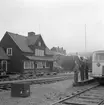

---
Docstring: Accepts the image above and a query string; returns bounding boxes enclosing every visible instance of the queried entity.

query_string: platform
[73,76,95,86]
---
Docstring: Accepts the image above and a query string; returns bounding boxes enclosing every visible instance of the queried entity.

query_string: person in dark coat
[73,61,79,85]
[84,59,89,80]
[79,57,85,81]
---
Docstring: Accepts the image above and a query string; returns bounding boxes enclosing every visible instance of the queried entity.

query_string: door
[102,66,104,76]
[1,60,7,72]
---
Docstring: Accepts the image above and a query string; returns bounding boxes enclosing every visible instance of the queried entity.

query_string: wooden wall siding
[0,33,24,73]
[0,32,53,74]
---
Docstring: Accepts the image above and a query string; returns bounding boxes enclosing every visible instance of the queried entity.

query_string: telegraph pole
[85,24,87,51]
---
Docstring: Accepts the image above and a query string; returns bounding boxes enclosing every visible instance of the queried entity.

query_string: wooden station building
[0,31,54,75]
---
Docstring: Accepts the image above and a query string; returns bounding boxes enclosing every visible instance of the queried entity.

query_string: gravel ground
[0,76,94,105]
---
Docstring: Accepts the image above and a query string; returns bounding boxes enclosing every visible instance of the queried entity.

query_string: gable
[34,35,47,48]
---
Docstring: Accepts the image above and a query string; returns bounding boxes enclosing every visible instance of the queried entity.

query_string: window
[35,49,37,56]
[24,61,34,69]
[42,50,44,56]
[39,50,41,56]
[35,49,44,56]
[95,53,104,61]
[38,41,41,46]
[7,48,12,56]
[36,62,43,68]
[35,62,50,68]
[37,49,39,56]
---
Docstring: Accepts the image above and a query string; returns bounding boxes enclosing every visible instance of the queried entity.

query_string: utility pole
[85,24,87,51]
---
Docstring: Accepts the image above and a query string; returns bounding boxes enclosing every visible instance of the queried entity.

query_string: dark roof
[7,32,40,53]
[26,56,54,61]
[27,34,40,45]
[0,47,9,60]
[6,32,52,55]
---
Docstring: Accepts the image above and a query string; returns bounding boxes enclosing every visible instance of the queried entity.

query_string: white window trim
[24,61,34,69]
[36,62,43,68]
[35,49,44,56]
[7,48,12,56]
[31,61,34,69]
[36,62,50,69]
[42,50,44,56]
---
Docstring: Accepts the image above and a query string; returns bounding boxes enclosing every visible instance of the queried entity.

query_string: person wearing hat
[79,57,85,81]
[73,60,79,85]
[84,59,89,80]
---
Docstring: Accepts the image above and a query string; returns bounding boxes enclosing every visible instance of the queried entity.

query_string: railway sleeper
[62,101,87,105]
[76,97,103,103]
[84,92,104,97]
[78,95,103,100]
[74,98,100,103]
[63,99,100,105]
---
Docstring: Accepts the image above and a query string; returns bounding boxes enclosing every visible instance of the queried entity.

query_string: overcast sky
[0,0,104,53]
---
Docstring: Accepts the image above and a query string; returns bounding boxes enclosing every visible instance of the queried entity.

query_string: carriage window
[95,53,104,61]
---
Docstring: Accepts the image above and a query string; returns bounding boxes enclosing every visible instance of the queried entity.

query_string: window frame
[35,49,44,56]
[24,61,34,69]
[36,62,43,68]
[7,48,12,56]
[94,52,104,61]
[38,41,41,46]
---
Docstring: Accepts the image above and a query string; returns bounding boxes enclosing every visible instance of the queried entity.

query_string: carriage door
[1,60,7,72]
[102,66,104,76]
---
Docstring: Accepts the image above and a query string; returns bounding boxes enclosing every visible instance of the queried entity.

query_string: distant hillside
[78,52,92,57]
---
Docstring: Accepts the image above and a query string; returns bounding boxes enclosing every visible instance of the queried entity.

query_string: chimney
[28,32,35,37]
[27,32,36,45]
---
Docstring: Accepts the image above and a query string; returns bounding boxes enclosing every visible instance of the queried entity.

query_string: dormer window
[38,41,41,46]
[7,48,12,56]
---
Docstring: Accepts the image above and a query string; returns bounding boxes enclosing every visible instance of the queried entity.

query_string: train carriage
[92,50,104,84]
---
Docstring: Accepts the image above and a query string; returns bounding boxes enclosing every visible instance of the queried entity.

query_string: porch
[22,56,54,76]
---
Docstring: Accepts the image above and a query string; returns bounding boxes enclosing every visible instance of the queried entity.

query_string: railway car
[92,50,104,84]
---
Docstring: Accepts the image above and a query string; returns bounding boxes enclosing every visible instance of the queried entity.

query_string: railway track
[0,75,71,92]
[51,83,104,105]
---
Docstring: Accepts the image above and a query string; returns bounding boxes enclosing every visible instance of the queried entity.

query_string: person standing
[73,61,79,85]
[84,59,89,80]
[79,57,85,81]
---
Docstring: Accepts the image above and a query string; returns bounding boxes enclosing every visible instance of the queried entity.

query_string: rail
[51,83,100,105]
